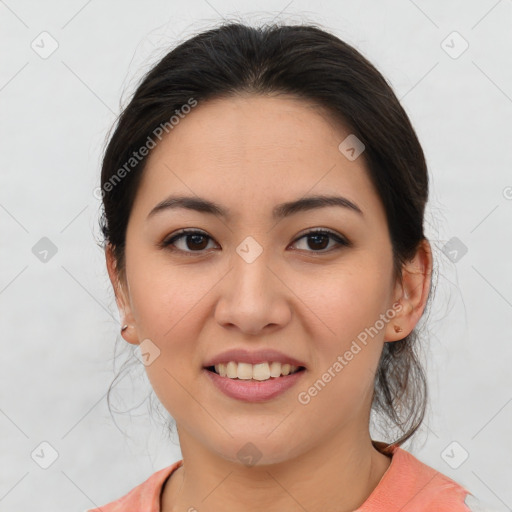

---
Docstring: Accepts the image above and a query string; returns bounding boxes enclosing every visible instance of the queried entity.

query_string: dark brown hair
[99,21,433,447]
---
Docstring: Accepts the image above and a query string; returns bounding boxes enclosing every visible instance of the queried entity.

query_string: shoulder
[392,445,471,510]
[362,442,472,511]
[85,460,183,512]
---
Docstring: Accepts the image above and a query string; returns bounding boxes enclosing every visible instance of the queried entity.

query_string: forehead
[149,94,348,165]
[131,94,384,225]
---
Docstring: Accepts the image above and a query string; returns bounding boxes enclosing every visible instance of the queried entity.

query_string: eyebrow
[146,194,363,221]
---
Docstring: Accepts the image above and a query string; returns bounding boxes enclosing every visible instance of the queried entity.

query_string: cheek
[128,278,206,424]
[292,256,391,415]
[126,244,213,340]
[293,270,388,431]
[296,256,392,351]
[124,251,214,402]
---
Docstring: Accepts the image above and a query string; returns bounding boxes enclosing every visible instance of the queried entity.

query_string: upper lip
[203,348,307,368]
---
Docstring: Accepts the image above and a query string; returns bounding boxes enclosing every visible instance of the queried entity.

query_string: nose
[214,249,292,336]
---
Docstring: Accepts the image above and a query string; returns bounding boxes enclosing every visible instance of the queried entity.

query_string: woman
[90,21,486,512]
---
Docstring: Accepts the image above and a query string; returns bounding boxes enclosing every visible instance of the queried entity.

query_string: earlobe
[384,239,433,343]
[105,244,140,345]
[119,323,139,345]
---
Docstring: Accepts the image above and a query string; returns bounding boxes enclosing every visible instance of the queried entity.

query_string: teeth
[213,361,301,380]
[226,361,237,378]
[253,362,270,381]
[269,361,282,377]
[237,362,253,380]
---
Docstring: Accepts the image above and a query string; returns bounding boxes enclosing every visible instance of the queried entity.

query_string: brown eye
[306,233,330,250]
[292,229,350,253]
[161,229,216,254]
[161,228,350,256]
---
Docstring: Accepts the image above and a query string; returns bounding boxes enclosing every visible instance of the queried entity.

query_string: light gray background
[1,0,511,510]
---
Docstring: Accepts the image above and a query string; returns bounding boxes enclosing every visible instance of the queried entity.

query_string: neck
[162,428,392,512]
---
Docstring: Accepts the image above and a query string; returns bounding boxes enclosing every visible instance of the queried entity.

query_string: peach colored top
[87,442,477,511]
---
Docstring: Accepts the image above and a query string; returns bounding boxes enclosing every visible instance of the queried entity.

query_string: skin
[106,94,432,512]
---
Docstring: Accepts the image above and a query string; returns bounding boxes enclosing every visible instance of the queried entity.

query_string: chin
[206,431,308,468]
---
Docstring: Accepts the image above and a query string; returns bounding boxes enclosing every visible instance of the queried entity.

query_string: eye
[291,229,351,253]
[160,229,218,255]
[160,228,351,256]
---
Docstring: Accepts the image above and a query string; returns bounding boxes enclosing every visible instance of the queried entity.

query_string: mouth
[203,363,307,402]
[204,362,306,381]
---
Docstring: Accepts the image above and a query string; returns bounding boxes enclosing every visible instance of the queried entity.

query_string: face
[109,94,410,465]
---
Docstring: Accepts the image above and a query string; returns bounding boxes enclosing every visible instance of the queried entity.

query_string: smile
[204,364,306,402]
[208,361,304,380]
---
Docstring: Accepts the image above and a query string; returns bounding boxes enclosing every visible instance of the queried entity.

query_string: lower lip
[203,368,306,402]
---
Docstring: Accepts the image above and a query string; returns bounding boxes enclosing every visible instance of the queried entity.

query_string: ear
[384,238,433,342]
[105,243,139,345]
